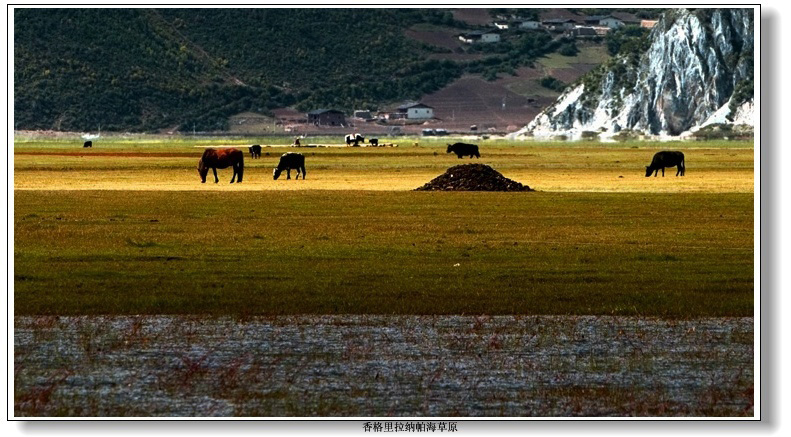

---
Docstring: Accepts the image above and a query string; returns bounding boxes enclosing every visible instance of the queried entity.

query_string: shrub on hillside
[539,76,567,92]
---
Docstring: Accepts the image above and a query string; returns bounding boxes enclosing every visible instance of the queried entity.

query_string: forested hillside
[14,8,604,132]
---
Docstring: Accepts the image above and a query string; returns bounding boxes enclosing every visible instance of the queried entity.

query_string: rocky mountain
[517,8,754,138]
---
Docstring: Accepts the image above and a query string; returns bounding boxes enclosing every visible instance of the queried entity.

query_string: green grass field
[13,136,754,317]
[14,138,754,317]
[536,46,611,70]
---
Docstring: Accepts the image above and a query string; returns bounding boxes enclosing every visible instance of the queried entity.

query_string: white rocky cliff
[517,8,754,138]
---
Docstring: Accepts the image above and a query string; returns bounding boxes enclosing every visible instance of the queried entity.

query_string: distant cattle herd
[74,137,686,184]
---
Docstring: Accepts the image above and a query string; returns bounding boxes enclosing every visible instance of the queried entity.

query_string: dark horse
[273,152,306,180]
[198,148,244,183]
[645,151,685,177]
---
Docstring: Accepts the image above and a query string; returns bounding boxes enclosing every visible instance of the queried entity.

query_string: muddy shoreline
[14,315,754,417]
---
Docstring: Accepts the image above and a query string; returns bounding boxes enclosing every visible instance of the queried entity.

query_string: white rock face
[696,99,753,130]
[517,8,754,138]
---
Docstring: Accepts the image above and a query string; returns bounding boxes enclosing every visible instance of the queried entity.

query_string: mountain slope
[518,8,754,137]
[13,8,461,131]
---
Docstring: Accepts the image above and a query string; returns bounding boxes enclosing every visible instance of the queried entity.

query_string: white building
[599,16,625,28]
[458,30,501,44]
[397,102,435,120]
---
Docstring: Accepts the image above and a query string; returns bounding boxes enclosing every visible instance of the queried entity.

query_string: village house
[542,18,576,31]
[397,102,435,120]
[567,26,599,38]
[307,109,346,126]
[353,110,373,120]
[641,19,658,29]
[458,30,501,44]
[599,16,626,28]
[593,12,642,29]
[516,19,541,30]
[592,26,611,36]
[492,21,509,30]
[584,15,609,25]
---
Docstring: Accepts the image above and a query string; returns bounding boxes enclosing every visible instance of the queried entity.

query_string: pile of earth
[415,164,532,192]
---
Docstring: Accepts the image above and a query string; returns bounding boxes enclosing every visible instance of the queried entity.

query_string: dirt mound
[415,164,532,192]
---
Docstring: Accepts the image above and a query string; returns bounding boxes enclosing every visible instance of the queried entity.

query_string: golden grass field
[14,140,753,192]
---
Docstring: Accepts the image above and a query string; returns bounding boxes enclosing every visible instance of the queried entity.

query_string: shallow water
[14,315,754,417]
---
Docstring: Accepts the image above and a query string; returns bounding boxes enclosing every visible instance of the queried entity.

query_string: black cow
[645,151,685,177]
[345,133,364,147]
[83,141,92,148]
[273,152,306,180]
[447,143,480,159]
[248,145,262,159]
[369,138,379,147]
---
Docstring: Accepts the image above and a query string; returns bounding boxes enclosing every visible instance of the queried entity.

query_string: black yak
[248,145,262,159]
[447,143,480,159]
[645,151,685,177]
[273,152,306,180]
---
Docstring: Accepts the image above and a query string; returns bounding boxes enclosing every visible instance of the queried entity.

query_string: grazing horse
[645,151,685,177]
[447,142,480,159]
[273,152,306,180]
[83,141,92,148]
[248,145,262,159]
[198,148,244,183]
[345,133,364,147]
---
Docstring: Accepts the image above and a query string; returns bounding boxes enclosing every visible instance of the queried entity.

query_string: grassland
[12,135,755,417]
[537,45,611,70]
[14,136,754,192]
[13,137,754,317]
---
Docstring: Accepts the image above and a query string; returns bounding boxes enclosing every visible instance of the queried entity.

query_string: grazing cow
[273,152,306,180]
[447,143,480,159]
[369,138,379,147]
[248,144,262,159]
[294,137,301,147]
[345,133,365,147]
[197,148,244,183]
[645,151,685,177]
[83,141,92,148]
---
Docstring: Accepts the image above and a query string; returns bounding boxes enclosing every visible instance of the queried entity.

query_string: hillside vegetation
[15,8,604,132]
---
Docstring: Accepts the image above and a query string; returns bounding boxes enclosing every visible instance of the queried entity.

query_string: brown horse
[198,148,244,183]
